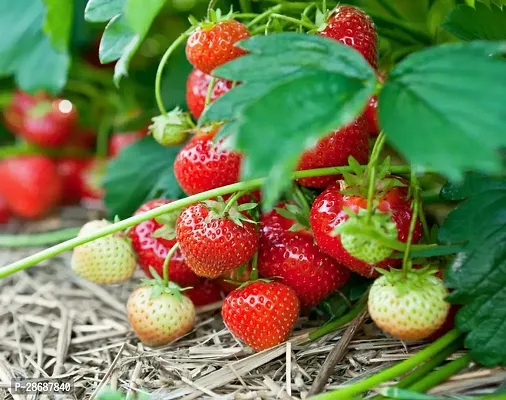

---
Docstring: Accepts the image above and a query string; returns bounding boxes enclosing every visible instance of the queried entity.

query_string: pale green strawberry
[71,220,137,284]
[127,285,195,347]
[337,209,397,264]
[368,268,450,341]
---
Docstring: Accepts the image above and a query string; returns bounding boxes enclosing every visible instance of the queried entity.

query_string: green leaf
[0,0,70,94]
[440,181,506,365]
[440,172,506,200]
[204,33,376,209]
[103,136,184,219]
[124,0,166,37]
[85,0,124,22]
[99,14,137,63]
[443,2,506,41]
[380,41,506,179]
[42,0,73,51]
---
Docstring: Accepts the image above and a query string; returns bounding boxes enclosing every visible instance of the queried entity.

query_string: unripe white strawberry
[368,268,450,341]
[127,285,195,347]
[71,220,137,284]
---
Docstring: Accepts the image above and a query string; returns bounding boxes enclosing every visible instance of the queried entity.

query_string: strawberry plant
[1,0,506,398]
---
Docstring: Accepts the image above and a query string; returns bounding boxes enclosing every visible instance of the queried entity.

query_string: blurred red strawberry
[56,158,90,204]
[109,131,146,157]
[0,194,10,224]
[185,279,224,306]
[2,91,48,135]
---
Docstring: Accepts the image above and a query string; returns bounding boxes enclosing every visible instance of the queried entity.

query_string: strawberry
[186,19,250,75]
[56,158,89,204]
[2,91,46,135]
[364,95,379,136]
[185,279,224,306]
[0,156,62,219]
[186,69,233,120]
[21,98,77,147]
[310,177,422,277]
[150,107,192,146]
[176,199,259,278]
[80,158,106,200]
[219,264,252,293]
[222,281,300,351]
[129,199,200,287]
[174,127,241,195]
[109,130,145,157]
[0,194,10,224]
[71,220,137,284]
[318,5,378,68]
[127,284,195,347]
[296,116,369,188]
[258,203,351,308]
[368,268,450,341]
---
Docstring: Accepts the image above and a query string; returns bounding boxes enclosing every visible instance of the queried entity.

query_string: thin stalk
[239,0,252,13]
[293,184,311,216]
[234,13,259,19]
[162,243,179,286]
[408,353,471,393]
[311,329,461,400]
[155,30,192,116]
[402,171,420,277]
[365,132,386,222]
[247,5,282,28]
[0,165,412,278]
[96,116,112,159]
[0,228,80,247]
[204,77,216,107]
[309,296,367,341]
[223,190,247,213]
[270,13,316,29]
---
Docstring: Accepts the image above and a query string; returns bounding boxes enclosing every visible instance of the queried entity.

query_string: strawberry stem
[96,115,112,159]
[239,0,252,14]
[310,329,461,400]
[365,132,386,222]
[0,165,412,279]
[162,243,180,286]
[293,184,310,216]
[270,13,316,29]
[402,171,421,278]
[155,29,193,116]
[246,5,282,28]
[204,77,216,108]
[0,227,80,247]
[223,190,248,213]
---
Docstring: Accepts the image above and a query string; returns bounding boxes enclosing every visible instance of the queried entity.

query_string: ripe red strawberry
[222,281,300,351]
[310,178,422,277]
[72,220,137,284]
[186,69,233,120]
[0,156,62,219]
[318,5,378,68]
[368,268,450,341]
[2,91,47,135]
[364,95,379,136]
[185,279,224,306]
[174,128,241,195]
[0,194,10,224]
[109,131,145,157]
[186,20,250,75]
[80,158,106,200]
[218,264,252,293]
[297,116,369,188]
[56,158,89,204]
[176,199,259,278]
[127,285,195,347]
[66,127,96,150]
[258,203,351,308]
[129,199,200,287]
[21,98,77,147]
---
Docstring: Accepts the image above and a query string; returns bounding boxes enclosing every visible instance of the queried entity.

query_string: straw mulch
[0,207,504,400]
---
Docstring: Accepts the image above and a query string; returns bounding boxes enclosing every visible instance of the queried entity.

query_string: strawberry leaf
[443,2,506,41]
[439,173,506,366]
[103,136,184,219]
[202,33,376,210]
[380,41,506,180]
[85,0,124,22]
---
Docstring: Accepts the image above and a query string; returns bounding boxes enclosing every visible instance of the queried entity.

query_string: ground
[0,207,504,399]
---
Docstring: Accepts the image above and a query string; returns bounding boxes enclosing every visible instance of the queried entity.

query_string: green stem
[293,184,311,216]
[402,171,420,277]
[311,330,461,400]
[309,296,367,341]
[204,76,216,108]
[223,190,247,213]
[234,13,259,19]
[96,116,112,159]
[155,30,192,116]
[407,353,472,393]
[246,5,282,28]
[162,243,179,286]
[270,13,316,29]
[418,204,431,243]
[0,165,412,278]
[0,228,80,248]
[238,0,252,13]
[365,132,386,222]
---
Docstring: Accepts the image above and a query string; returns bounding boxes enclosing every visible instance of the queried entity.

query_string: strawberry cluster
[0,92,147,222]
[68,4,452,350]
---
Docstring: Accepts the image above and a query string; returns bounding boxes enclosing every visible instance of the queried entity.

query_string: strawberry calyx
[274,203,310,232]
[203,196,257,227]
[189,8,236,30]
[149,107,193,146]
[341,156,406,198]
[143,266,191,302]
[27,100,53,119]
[153,210,181,240]
[375,265,441,297]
